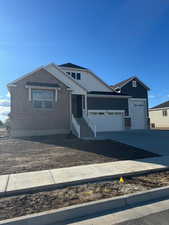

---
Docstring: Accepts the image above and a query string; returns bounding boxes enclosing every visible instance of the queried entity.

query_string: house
[149,101,169,129]
[7,63,150,138]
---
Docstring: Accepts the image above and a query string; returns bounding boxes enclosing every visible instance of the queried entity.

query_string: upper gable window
[66,71,81,80]
[77,73,81,80]
[132,80,137,88]
[71,72,76,79]
[32,89,55,109]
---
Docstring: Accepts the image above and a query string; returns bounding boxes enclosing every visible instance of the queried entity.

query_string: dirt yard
[0,170,169,221]
[0,133,158,175]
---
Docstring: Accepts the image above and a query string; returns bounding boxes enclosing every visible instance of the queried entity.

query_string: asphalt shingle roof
[58,63,87,70]
[110,77,135,89]
[110,76,150,91]
[151,101,169,109]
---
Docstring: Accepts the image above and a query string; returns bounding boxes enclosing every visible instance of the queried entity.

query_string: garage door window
[107,112,123,115]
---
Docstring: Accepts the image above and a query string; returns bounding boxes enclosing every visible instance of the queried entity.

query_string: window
[132,80,137,87]
[162,109,168,117]
[32,89,55,109]
[77,73,81,80]
[71,72,76,79]
[66,71,81,80]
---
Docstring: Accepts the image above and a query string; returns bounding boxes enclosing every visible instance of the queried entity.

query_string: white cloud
[0,99,10,107]
[0,98,10,122]
[0,106,10,122]
[6,92,10,98]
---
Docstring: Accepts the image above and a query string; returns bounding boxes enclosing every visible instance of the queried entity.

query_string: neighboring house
[149,101,169,129]
[7,63,150,138]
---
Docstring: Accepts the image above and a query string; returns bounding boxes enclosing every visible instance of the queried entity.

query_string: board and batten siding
[61,68,111,92]
[87,97,128,114]
[121,80,148,99]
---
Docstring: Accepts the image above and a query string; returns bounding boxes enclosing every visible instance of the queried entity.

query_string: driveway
[97,130,169,156]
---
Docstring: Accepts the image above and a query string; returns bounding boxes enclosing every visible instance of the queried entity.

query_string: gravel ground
[0,132,158,175]
[0,170,169,221]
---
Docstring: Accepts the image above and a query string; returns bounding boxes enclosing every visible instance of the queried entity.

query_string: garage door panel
[88,111,124,132]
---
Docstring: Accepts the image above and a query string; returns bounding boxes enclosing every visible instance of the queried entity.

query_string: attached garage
[88,110,124,132]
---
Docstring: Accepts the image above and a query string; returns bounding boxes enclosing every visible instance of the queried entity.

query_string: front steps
[76,117,94,138]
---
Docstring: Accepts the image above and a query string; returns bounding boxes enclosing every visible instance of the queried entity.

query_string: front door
[72,95,82,118]
[130,99,146,129]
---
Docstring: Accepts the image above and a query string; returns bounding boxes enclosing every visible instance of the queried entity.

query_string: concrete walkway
[1,155,169,197]
[97,130,169,156]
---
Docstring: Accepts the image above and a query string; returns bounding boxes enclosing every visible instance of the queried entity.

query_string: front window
[162,109,168,117]
[32,89,55,109]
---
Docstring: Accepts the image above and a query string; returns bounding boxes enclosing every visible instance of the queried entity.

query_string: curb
[1,166,168,198]
[1,185,169,225]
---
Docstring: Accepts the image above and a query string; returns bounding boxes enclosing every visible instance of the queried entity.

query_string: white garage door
[88,110,124,132]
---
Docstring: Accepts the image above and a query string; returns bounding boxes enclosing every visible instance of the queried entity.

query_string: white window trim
[66,71,81,80]
[25,85,59,102]
[132,80,137,88]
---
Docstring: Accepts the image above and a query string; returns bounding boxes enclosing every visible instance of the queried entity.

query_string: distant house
[149,101,169,129]
[7,63,150,138]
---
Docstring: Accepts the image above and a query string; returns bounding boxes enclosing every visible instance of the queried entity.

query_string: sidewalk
[1,156,169,197]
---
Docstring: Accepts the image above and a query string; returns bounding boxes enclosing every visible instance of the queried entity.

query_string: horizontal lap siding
[87,97,128,114]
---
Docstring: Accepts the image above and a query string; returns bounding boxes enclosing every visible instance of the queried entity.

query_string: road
[67,198,169,225]
[117,209,169,225]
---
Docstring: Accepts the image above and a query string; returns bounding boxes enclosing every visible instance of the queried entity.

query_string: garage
[88,110,124,132]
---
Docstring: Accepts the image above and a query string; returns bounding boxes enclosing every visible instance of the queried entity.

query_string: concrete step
[76,117,94,138]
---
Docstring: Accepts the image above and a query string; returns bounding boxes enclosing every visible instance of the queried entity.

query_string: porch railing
[72,114,80,138]
[83,111,96,137]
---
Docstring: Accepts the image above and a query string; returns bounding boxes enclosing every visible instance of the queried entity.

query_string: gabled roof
[59,63,113,92]
[110,76,150,90]
[150,101,169,109]
[58,63,87,70]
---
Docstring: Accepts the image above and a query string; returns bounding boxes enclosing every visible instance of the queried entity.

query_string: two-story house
[7,63,150,138]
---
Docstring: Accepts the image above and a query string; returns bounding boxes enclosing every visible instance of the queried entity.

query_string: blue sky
[0,0,169,121]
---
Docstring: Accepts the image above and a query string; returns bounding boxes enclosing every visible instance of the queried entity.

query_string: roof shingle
[58,63,87,70]
[151,101,169,109]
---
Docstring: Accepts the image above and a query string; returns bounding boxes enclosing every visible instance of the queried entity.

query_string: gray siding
[87,97,128,114]
[10,69,70,136]
[121,80,148,98]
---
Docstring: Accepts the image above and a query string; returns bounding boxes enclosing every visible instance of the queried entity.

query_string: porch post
[85,94,88,115]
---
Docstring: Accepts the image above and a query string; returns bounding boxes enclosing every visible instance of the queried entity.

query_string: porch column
[85,94,88,115]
